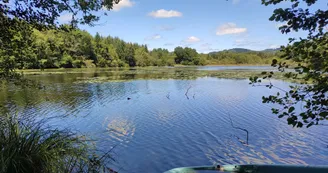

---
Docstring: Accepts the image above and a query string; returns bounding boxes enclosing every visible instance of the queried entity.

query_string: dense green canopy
[0,0,120,78]
[0,26,278,71]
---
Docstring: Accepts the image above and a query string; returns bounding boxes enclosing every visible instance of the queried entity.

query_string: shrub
[97,58,108,67]
[72,60,85,68]
[60,54,73,68]
[0,115,116,173]
[83,60,96,68]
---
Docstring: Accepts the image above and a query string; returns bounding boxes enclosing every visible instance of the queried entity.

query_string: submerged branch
[166,92,170,99]
[229,114,249,145]
[185,86,192,99]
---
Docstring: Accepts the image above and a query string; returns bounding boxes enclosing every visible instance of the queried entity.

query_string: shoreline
[18,64,272,72]
[204,64,271,66]
[17,65,274,75]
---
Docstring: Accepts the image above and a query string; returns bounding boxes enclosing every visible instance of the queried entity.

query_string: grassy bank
[0,115,116,173]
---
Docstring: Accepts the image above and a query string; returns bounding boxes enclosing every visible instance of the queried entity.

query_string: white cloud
[232,0,240,4]
[145,34,162,40]
[200,43,215,52]
[201,43,212,47]
[216,23,247,35]
[269,44,280,49]
[103,0,134,11]
[275,22,289,28]
[59,13,72,22]
[234,39,243,43]
[157,25,175,31]
[164,43,174,46]
[233,39,261,47]
[148,9,182,18]
[184,36,201,43]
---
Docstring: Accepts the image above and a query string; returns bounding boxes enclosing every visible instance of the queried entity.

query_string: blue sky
[59,0,323,53]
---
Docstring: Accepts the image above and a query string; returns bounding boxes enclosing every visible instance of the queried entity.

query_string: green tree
[151,48,171,66]
[174,47,199,65]
[60,53,73,68]
[107,44,121,67]
[124,43,137,67]
[174,47,185,64]
[135,47,152,67]
[250,0,328,128]
[0,0,120,79]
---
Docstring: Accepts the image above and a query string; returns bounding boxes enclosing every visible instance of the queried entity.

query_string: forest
[0,25,279,70]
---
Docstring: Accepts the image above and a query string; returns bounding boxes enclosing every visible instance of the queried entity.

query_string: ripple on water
[2,77,328,173]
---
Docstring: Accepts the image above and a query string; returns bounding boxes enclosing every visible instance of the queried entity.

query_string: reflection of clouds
[262,148,307,165]
[257,132,314,165]
[155,110,175,123]
[104,117,135,145]
[206,129,327,166]
[206,136,274,165]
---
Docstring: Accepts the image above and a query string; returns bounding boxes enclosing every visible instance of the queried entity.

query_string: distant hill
[225,48,253,53]
[261,48,281,53]
[208,48,281,54]
[208,48,251,54]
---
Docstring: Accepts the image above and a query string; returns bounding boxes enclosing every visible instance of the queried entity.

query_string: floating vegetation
[20,67,304,84]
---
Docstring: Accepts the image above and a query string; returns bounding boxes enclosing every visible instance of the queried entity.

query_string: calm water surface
[1,66,327,172]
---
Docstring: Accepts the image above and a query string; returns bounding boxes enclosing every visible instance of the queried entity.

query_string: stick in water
[185,86,192,99]
[229,114,249,145]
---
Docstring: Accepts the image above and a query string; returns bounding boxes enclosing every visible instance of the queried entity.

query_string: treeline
[0,26,279,69]
[206,51,281,65]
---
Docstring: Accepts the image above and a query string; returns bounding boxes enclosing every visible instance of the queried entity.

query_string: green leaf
[297,122,303,128]
[287,117,294,124]
[319,112,328,118]
[306,122,314,128]
[288,107,295,113]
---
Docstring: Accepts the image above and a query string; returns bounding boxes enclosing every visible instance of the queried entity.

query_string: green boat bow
[164,164,328,173]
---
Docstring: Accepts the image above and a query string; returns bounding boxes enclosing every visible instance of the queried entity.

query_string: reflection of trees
[0,68,266,116]
[91,82,129,105]
[173,80,194,93]
[0,82,93,116]
[0,78,134,117]
[24,68,266,83]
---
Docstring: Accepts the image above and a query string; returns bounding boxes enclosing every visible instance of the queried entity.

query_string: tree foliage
[250,0,328,128]
[174,47,201,65]
[1,0,119,28]
[208,51,278,65]
[0,0,121,79]
[3,27,234,69]
[0,26,280,70]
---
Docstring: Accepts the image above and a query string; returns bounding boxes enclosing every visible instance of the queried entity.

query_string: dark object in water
[127,97,131,100]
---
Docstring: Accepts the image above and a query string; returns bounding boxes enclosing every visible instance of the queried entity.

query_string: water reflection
[1,68,328,172]
[105,117,136,146]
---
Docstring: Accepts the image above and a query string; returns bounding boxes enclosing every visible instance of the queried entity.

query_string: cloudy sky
[59,0,324,53]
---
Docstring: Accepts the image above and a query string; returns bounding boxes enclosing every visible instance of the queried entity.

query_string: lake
[1,66,328,172]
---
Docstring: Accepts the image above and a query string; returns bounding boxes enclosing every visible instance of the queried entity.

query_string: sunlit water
[1,67,327,172]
